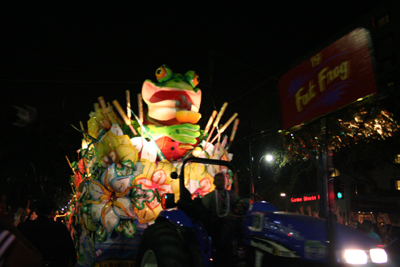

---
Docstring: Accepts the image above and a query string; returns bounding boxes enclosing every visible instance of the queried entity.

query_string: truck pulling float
[66,63,389,266]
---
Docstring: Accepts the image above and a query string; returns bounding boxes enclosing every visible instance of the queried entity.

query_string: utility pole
[319,117,336,264]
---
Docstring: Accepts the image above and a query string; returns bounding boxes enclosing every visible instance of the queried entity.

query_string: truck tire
[136,222,189,267]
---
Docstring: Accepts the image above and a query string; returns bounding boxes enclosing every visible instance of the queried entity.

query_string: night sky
[0,1,387,203]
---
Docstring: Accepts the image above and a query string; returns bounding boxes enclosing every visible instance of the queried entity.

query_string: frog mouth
[149,91,193,107]
[142,80,202,111]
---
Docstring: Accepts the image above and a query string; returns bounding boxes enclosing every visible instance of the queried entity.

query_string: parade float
[65,65,240,266]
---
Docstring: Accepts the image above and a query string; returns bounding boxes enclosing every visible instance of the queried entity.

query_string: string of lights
[281,106,400,161]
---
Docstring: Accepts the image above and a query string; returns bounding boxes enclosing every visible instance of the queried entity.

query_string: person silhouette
[18,196,77,267]
[202,172,242,265]
[0,190,42,266]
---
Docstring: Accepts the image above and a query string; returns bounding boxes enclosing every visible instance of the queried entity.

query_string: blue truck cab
[136,158,389,267]
[244,201,388,266]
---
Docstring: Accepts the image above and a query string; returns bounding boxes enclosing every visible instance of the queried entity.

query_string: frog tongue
[149,91,193,106]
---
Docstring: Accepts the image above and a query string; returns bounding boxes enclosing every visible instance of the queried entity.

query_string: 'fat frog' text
[295,61,350,112]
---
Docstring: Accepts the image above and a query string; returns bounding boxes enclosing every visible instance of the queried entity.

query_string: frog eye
[184,70,200,88]
[191,74,200,88]
[155,65,173,82]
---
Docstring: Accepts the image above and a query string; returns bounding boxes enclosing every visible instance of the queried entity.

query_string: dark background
[0,1,388,207]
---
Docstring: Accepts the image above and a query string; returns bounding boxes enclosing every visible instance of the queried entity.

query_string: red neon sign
[290,195,320,203]
[291,197,303,203]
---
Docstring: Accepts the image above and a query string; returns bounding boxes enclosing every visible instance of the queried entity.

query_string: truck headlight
[370,248,387,264]
[344,250,368,264]
[343,248,388,264]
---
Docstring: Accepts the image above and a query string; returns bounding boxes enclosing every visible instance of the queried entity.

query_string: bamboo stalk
[94,103,100,113]
[138,93,144,123]
[230,118,240,142]
[79,121,85,139]
[219,113,238,133]
[204,103,228,148]
[221,135,228,148]
[126,90,131,122]
[112,100,138,135]
[227,118,239,152]
[98,96,112,126]
[209,113,237,144]
[209,127,222,145]
[217,124,222,144]
[107,102,121,126]
[213,102,228,128]
[204,110,217,136]
[70,182,76,195]
[65,156,76,174]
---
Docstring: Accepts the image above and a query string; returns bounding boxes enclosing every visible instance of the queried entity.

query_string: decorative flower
[135,169,173,210]
[96,130,139,166]
[130,186,149,210]
[192,177,212,199]
[130,186,161,223]
[116,160,135,176]
[101,150,117,168]
[115,219,137,238]
[87,163,136,235]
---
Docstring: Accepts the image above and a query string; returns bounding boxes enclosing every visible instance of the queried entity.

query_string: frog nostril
[174,80,180,82]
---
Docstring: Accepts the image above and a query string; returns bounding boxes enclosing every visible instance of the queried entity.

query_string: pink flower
[192,177,212,199]
[136,170,173,209]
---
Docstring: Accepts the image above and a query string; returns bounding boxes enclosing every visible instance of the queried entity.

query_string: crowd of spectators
[0,190,77,267]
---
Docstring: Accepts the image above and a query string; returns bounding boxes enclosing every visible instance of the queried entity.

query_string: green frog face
[141,65,202,124]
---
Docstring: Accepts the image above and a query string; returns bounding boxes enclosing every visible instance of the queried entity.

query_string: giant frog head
[142,65,202,126]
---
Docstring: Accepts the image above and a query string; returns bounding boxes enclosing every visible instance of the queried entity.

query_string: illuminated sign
[290,195,320,203]
[278,28,377,130]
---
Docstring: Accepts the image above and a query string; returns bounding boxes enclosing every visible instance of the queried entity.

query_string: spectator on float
[202,172,243,266]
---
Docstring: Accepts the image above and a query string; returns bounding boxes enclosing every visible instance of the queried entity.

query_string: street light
[251,153,274,197]
[258,154,273,178]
